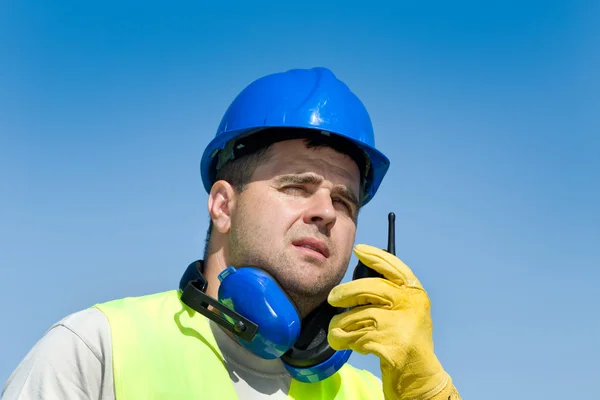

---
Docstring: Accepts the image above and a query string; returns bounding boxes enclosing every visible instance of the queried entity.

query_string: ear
[208,180,236,234]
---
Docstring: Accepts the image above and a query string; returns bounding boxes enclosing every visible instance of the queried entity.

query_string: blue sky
[1,1,598,398]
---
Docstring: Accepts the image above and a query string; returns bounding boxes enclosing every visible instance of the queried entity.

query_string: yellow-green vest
[94,290,384,399]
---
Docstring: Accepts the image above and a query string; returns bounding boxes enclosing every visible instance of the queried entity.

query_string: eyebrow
[274,174,360,208]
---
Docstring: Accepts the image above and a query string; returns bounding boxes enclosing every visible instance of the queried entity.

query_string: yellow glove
[327,244,461,400]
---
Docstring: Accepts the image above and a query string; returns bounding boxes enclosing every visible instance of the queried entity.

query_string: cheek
[252,193,301,236]
[268,193,306,228]
[335,221,357,251]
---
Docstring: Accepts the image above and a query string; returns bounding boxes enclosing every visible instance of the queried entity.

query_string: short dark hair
[203,128,369,257]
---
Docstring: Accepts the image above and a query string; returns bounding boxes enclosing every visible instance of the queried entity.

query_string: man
[3,67,461,399]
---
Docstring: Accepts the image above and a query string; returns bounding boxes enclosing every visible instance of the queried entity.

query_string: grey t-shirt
[2,306,346,399]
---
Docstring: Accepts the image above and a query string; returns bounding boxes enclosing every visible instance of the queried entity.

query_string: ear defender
[179,262,352,382]
[180,212,396,383]
[216,266,302,360]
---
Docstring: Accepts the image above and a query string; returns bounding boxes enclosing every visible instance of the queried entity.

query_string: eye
[333,198,352,213]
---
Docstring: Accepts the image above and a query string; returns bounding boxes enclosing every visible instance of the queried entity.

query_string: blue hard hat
[200,67,390,205]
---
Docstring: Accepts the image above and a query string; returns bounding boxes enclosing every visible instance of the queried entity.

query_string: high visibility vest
[94,290,383,399]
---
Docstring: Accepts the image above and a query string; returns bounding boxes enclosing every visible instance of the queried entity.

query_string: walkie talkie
[352,212,396,280]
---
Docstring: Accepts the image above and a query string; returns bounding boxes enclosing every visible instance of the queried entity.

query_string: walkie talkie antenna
[387,212,396,255]
[352,211,397,281]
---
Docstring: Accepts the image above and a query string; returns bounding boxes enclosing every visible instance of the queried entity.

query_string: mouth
[292,238,330,260]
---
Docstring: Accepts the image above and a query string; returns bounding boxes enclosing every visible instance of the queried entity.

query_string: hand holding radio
[180,210,459,395]
[328,228,459,399]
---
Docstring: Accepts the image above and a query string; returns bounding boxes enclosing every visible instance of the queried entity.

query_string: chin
[283,276,336,298]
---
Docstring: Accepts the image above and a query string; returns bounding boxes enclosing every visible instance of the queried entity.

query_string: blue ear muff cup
[218,266,353,380]
[217,266,302,359]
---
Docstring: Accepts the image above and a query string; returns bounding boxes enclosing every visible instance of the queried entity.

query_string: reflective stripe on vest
[94,290,383,399]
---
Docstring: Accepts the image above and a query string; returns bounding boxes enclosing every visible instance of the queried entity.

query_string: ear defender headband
[179,212,396,383]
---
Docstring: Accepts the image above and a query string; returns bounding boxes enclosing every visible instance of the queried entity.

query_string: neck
[202,246,247,344]
[203,247,229,300]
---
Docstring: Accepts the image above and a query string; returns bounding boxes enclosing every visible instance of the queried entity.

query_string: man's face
[226,139,361,316]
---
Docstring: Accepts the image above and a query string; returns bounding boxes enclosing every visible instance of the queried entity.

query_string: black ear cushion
[281,302,349,368]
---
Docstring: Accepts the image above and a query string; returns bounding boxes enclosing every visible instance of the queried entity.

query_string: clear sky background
[1,1,598,399]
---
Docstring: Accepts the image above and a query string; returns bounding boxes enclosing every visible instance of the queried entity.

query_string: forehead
[253,139,361,191]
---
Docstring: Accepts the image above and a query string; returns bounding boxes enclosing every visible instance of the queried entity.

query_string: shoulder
[54,306,113,362]
[14,306,113,368]
[2,307,115,399]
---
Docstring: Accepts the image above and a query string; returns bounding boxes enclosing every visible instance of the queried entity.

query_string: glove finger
[328,327,395,366]
[328,326,369,353]
[328,306,379,350]
[329,305,378,332]
[354,244,424,289]
[328,307,407,367]
[328,278,401,309]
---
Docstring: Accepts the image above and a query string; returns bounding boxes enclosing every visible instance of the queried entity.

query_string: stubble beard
[228,226,350,318]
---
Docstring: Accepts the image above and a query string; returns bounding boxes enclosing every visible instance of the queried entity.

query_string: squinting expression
[226,139,361,316]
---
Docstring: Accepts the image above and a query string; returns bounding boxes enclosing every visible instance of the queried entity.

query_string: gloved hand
[327,244,461,400]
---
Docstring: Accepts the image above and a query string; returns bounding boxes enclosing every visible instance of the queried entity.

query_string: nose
[303,190,337,232]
